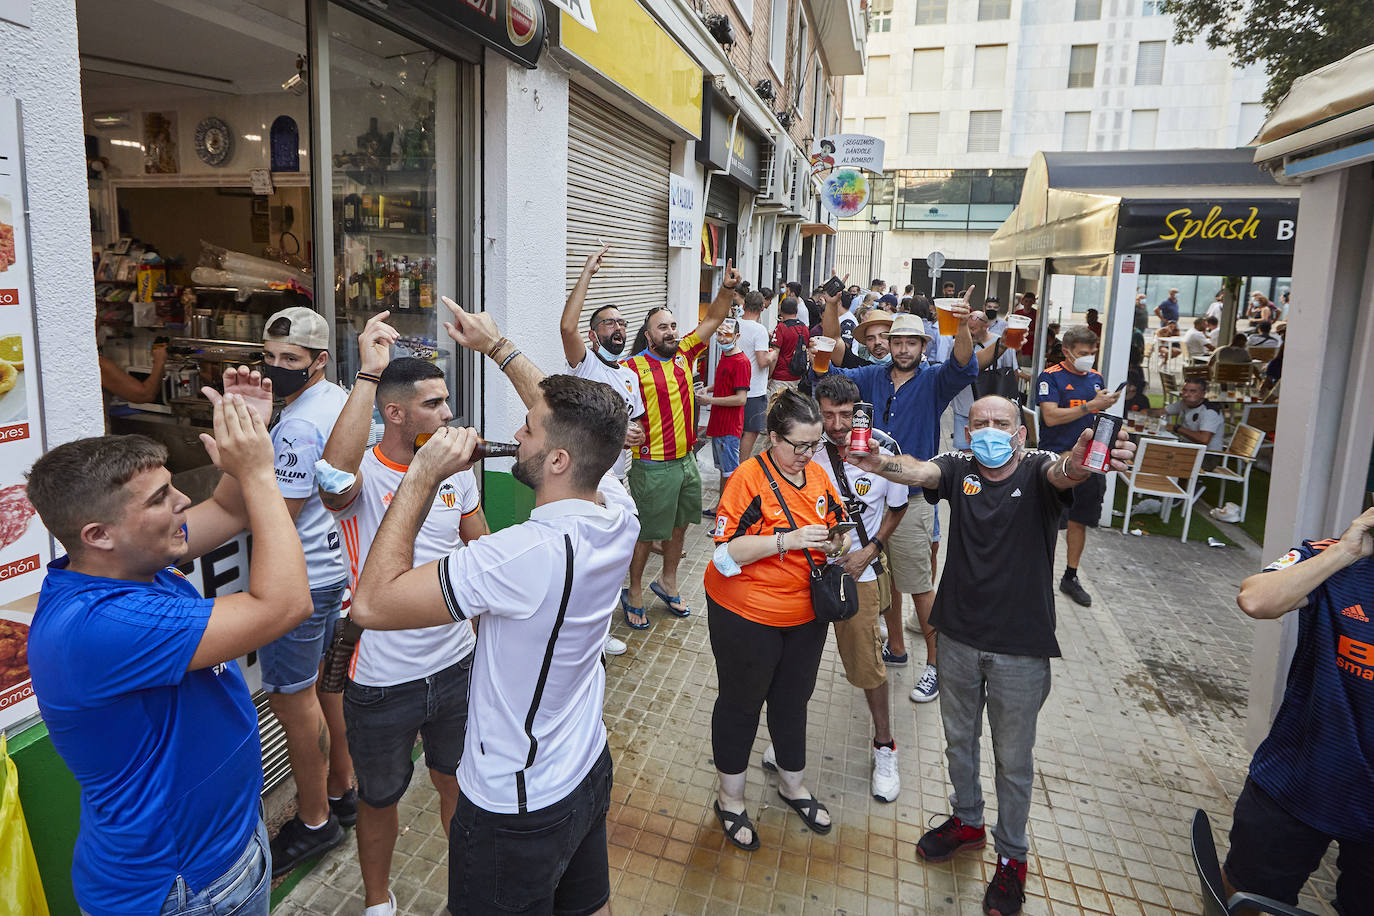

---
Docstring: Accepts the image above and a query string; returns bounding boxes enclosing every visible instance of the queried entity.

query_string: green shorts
[627,456,702,542]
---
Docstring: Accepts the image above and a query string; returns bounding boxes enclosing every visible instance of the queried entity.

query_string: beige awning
[800,223,836,237]
[1255,44,1374,149]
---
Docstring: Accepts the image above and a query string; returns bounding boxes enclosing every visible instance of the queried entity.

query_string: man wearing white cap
[258,306,355,875]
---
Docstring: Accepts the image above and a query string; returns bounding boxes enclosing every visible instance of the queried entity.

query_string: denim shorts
[449,745,613,916]
[257,580,347,693]
[711,435,741,479]
[343,654,473,808]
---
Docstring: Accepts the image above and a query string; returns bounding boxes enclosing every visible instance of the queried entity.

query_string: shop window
[911,48,944,91]
[977,0,1010,21]
[1062,111,1091,150]
[1135,41,1165,85]
[915,0,948,26]
[1068,45,1097,89]
[967,110,1002,152]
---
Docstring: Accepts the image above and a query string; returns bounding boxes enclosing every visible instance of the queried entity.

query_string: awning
[987,150,1299,276]
[800,223,836,237]
[1254,43,1374,173]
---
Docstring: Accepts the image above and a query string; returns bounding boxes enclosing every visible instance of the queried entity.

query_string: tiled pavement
[275,456,1339,916]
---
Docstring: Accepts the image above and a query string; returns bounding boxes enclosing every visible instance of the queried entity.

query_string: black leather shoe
[1059,576,1092,607]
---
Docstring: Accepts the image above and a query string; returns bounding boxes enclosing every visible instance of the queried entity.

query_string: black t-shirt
[924,450,1072,658]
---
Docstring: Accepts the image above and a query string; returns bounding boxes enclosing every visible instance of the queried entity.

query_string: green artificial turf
[1113,479,1236,545]
[1196,466,1270,546]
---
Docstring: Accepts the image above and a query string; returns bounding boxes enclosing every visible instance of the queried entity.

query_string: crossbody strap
[755,455,821,573]
[824,443,872,549]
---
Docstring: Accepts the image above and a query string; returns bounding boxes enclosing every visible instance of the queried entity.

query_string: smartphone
[823,275,845,298]
[828,520,859,537]
[1114,380,1128,393]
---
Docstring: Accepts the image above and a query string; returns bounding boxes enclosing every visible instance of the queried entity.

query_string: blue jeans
[937,633,1052,862]
[257,580,347,693]
[151,819,270,916]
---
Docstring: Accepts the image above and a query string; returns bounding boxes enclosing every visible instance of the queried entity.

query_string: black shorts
[1224,777,1374,915]
[449,744,613,916]
[1059,472,1106,528]
[743,395,767,433]
[343,654,472,808]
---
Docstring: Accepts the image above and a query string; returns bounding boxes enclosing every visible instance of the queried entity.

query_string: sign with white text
[668,174,697,249]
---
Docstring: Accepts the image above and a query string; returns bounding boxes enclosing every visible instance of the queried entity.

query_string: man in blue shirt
[1155,288,1180,325]
[819,284,986,704]
[25,370,313,916]
[1227,506,1374,914]
[1037,326,1120,607]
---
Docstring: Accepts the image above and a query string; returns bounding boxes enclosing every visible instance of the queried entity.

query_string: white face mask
[1072,355,1095,373]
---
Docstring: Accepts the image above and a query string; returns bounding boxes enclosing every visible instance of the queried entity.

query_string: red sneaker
[916,815,986,862]
[983,857,1028,916]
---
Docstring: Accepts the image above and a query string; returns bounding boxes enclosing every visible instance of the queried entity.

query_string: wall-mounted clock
[194,117,233,167]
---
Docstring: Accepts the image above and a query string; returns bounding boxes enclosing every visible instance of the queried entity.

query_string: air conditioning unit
[792,155,812,213]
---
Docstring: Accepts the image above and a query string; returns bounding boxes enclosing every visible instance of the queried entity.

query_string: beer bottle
[414,433,520,460]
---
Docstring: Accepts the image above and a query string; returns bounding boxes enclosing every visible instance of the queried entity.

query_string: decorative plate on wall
[194,117,233,167]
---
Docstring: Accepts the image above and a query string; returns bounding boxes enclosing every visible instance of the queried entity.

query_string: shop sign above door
[1115,199,1298,255]
[411,0,545,68]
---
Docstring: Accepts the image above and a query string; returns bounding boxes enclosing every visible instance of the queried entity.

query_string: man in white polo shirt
[352,298,639,916]
[317,312,487,916]
[559,243,646,656]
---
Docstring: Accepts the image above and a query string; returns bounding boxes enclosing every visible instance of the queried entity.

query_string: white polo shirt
[438,475,639,814]
[332,446,480,686]
[273,380,349,588]
[817,444,907,583]
[567,353,644,480]
[1165,400,1225,451]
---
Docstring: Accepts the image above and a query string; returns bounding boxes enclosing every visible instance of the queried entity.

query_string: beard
[596,330,625,356]
[891,350,922,372]
[651,336,679,359]
[511,449,547,490]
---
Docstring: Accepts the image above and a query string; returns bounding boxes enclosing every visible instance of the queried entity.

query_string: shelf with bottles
[344,251,439,316]
[340,187,434,237]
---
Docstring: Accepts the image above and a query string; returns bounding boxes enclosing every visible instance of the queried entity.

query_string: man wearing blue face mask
[259,306,355,874]
[848,394,1135,916]
[1036,325,1120,608]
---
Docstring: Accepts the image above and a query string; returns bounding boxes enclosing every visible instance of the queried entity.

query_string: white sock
[303,818,329,830]
[1000,855,1009,867]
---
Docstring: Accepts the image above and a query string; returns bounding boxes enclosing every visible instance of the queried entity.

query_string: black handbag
[756,456,859,623]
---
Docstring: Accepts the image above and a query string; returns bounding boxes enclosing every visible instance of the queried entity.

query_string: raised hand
[585,242,610,276]
[199,394,275,480]
[721,259,742,290]
[441,296,503,355]
[358,311,400,375]
[208,365,274,425]
[1336,507,1374,562]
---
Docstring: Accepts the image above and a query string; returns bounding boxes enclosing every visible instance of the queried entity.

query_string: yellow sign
[561,0,702,136]
[1158,206,1260,251]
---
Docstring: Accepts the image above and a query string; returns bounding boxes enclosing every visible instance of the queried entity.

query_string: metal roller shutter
[567,86,671,341]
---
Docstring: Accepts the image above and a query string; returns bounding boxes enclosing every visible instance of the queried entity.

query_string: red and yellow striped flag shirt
[624,330,708,462]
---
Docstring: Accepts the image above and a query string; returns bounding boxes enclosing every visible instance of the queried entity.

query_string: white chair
[1121,439,1208,542]
[1198,425,1265,522]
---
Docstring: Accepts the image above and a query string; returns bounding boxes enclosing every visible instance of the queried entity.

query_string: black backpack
[782,319,808,378]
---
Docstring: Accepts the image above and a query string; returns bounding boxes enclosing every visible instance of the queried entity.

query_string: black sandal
[713,800,761,851]
[777,790,832,834]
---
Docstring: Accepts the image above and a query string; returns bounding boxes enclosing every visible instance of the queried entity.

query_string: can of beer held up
[1082,412,1124,474]
[850,401,874,454]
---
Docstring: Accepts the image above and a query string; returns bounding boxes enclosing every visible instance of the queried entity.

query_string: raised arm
[1237,509,1374,619]
[352,426,480,630]
[319,312,399,510]
[560,244,608,367]
[442,296,545,409]
[847,450,942,489]
[949,286,975,368]
[188,395,312,670]
[692,260,741,341]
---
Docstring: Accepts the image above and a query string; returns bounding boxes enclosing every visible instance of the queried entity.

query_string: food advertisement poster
[0,97,52,732]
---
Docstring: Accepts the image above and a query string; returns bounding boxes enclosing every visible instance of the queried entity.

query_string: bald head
[968,396,1024,445]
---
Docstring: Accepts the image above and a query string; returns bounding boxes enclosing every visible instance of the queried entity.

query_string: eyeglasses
[595,317,629,329]
[777,433,824,457]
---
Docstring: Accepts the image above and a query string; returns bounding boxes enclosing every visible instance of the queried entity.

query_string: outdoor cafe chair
[1190,809,1317,916]
[1212,362,1255,396]
[1160,369,1181,406]
[1198,424,1265,522]
[1120,438,1207,542]
[1248,345,1281,365]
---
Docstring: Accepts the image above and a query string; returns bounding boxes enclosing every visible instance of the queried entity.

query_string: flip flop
[619,589,650,630]
[777,789,832,835]
[649,580,690,617]
[713,801,761,851]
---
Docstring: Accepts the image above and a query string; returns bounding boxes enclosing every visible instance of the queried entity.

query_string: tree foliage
[1162,0,1374,110]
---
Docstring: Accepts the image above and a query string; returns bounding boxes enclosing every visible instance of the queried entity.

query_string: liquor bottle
[409,258,422,310]
[374,250,387,303]
[387,257,400,309]
[419,258,433,309]
[414,434,520,459]
[398,256,412,312]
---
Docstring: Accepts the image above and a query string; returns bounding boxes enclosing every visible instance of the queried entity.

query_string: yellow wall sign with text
[561,0,702,137]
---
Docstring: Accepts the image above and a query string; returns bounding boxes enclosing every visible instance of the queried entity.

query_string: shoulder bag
[756,455,858,623]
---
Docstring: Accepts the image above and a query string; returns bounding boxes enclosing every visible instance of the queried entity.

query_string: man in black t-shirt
[849,395,1135,916]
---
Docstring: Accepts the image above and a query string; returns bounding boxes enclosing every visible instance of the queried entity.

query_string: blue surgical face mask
[970,427,1016,468]
[596,343,622,362]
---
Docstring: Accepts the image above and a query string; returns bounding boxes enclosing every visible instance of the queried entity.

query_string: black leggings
[707,595,829,775]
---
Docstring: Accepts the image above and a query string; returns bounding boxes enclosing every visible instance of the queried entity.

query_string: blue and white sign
[668,174,697,249]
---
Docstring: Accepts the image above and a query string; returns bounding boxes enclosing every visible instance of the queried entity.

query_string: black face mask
[262,363,312,398]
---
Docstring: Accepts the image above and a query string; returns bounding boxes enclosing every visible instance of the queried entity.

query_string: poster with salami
[0,97,52,733]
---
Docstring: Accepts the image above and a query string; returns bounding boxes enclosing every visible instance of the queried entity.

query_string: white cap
[264,307,329,350]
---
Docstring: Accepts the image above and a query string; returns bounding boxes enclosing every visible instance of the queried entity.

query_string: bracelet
[870,536,884,554]
[1060,454,1089,482]
[487,337,510,360]
[355,371,381,385]
[776,531,787,556]
[498,348,522,371]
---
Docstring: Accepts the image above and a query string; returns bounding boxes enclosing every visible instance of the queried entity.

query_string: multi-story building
[839,0,1269,306]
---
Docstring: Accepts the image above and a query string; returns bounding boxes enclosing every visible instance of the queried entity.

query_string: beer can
[1082,412,1124,474]
[850,401,874,454]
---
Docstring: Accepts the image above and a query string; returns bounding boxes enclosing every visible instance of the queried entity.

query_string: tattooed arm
[846,451,942,489]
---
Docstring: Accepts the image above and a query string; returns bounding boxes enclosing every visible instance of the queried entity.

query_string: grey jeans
[938,633,1052,862]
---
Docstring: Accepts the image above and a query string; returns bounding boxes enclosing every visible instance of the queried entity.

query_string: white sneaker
[878,617,889,640]
[904,613,922,634]
[872,745,900,802]
[761,743,778,772]
[910,664,939,704]
[363,890,397,916]
[604,634,627,656]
